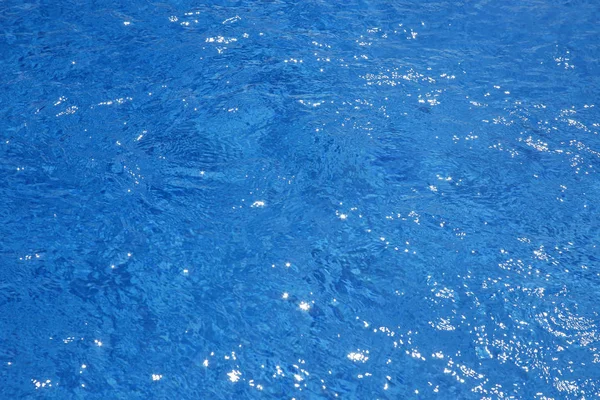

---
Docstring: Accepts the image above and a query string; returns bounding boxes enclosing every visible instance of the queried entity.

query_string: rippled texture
[1,0,600,398]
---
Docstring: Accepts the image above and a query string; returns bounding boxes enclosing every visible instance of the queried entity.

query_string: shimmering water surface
[2,0,600,398]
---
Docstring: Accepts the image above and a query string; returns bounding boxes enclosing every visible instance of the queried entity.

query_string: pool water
[1,0,600,398]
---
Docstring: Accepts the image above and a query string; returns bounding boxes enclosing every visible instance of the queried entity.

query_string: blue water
[1,0,600,398]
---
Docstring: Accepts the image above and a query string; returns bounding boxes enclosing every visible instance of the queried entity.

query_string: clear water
[1,0,600,398]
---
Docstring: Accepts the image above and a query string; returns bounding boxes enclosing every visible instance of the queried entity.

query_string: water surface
[1,0,600,398]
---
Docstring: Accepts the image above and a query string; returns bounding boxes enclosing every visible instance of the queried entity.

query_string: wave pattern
[1,0,599,398]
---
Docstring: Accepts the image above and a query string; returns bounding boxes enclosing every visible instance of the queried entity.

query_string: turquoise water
[1,0,600,398]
